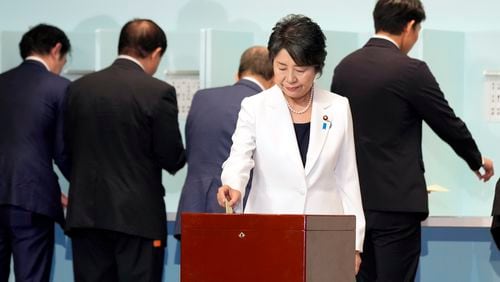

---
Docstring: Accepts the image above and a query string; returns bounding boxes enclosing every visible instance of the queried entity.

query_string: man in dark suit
[65,19,186,282]
[174,46,273,238]
[0,24,71,282]
[331,0,494,281]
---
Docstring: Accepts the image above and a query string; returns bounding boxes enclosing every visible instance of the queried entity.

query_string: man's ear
[151,47,163,60]
[50,42,62,59]
[405,20,416,32]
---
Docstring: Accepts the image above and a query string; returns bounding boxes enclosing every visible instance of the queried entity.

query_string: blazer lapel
[305,87,332,176]
[266,86,305,172]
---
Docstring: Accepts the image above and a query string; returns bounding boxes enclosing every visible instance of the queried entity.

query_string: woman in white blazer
[217,14,365,274]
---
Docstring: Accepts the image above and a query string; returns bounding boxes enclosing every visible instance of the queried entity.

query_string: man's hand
[475,157,494,182]
[61,193,68,208]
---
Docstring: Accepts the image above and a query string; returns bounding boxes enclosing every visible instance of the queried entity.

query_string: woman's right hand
[217,185,241,209]
[355,251,362,275]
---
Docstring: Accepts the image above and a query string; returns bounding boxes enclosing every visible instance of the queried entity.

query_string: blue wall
[419,227,500,282]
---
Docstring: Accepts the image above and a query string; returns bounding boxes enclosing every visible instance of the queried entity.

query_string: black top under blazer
[331,38,482,214]
[65,59,186,240]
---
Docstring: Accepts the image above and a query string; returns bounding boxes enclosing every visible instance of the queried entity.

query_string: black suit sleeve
[152,86,186,174]
[409,62,482,171]
[53,83,71,180]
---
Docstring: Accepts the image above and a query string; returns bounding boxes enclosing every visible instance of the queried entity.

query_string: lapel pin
[322,115,331,130]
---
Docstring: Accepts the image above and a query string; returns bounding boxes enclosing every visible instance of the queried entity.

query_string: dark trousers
[357,211,424,282]
[71,228,165,282]
[0,205,54,282]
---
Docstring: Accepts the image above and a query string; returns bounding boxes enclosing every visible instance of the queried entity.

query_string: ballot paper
[427,184,449,193]
[225,200,233,214]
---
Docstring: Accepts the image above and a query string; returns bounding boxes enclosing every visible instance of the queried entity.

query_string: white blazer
[221,85,365,251]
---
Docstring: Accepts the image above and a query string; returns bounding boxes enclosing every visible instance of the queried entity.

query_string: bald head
[118,19,167,59]
[238,46,273,82]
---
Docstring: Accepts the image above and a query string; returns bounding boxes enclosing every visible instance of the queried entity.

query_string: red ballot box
[181,213,355,282]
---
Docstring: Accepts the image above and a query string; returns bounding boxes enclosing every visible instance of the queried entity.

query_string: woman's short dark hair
[373,0,426,34]
[19,24,71,60]
[268,14,326,75]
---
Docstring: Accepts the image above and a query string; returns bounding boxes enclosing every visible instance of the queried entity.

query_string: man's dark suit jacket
[174,79,262,237]
[491,178,500,249]
[0,60,70,225]
[331,38,482,214]
[65,59,186,240]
